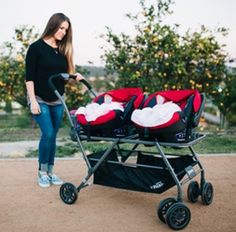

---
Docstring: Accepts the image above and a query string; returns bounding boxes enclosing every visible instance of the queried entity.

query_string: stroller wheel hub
[166,203,191,230]
[59,182,78,204]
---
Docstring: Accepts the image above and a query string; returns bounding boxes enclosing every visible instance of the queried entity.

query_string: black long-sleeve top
[25,39,68,102]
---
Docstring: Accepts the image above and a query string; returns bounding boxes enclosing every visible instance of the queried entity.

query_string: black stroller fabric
[88,150,196,194]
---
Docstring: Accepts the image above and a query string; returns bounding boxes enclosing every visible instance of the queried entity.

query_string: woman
[25,13,84,188]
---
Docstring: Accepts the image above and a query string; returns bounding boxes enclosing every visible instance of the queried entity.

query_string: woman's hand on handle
[75,73,85,81]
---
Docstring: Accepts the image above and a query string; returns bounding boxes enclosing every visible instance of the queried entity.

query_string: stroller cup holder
[87,149,197,194]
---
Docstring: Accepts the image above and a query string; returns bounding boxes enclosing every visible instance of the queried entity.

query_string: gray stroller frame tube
[54,89,92,170]
[154,141,183,202]
[188,145,205,190]
[48,73,94,169]
[77,138,120,191]
[54,90,74,127]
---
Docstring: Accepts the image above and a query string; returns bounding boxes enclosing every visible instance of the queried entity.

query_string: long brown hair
[40,13,74,73]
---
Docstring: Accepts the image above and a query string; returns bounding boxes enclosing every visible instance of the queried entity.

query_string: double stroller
[49,74,214,230]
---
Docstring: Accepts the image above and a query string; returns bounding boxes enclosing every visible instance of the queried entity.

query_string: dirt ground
[0,155,235,232]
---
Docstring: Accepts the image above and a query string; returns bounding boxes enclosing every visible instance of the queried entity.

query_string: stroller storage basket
[88,149,196,194]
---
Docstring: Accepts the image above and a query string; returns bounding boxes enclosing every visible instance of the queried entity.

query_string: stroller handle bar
[48,73,93,92]
[48,73,96,127]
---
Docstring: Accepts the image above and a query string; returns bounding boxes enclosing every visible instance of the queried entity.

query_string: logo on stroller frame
[150,181,164,190]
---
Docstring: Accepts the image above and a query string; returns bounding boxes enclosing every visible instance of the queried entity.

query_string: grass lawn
[0,127,69,142]
[1,113,236,157]
[0,127,236,157]
[0,113,70,141]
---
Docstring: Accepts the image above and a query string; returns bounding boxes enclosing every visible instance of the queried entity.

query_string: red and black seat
[131,89,205,142]
[75,87,144,137]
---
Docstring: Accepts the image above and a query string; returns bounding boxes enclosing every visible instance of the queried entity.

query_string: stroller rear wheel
[187,181,200,203]
[60,182,78,204]
[166,202,191,230]
[201,182,214,205]
[157,197,177,223]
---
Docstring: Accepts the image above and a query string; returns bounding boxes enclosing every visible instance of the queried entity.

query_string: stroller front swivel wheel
[187,181,200,203]
[166,203,191,230]
[60,182,78,204]
[157,197,177,223]
[201,182,214,205]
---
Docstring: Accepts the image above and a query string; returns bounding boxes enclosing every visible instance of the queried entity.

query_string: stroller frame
[49,74,214,230]
[73,133,206,201]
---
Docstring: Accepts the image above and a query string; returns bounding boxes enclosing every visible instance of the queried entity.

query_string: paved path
[0,140,38,158]
[0,156,236,232]
[0,140,236,231]
[0,140,66,158]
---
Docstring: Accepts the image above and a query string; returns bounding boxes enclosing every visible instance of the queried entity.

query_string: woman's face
[54,21,69,41]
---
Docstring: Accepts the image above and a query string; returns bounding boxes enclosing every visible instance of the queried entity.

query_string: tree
[0,26,39,111]
[65,65,91,110]
[212,68,236,126]
[102,0,228,102]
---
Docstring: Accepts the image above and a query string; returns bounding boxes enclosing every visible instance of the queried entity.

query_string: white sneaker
[38,173,50,188]
[48,174,63,185]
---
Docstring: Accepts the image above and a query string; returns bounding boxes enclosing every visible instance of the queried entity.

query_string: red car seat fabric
[132,89,205,142]
[75,87,144,137]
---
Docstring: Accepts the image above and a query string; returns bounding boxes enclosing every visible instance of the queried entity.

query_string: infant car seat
[131,89,205,142]
[75,87,144,137]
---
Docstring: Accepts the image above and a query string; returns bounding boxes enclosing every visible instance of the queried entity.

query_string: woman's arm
[25,43,41,114]
[25,81,41,115]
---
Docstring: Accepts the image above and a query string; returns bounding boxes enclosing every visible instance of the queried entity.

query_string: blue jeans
[33,103,64,171]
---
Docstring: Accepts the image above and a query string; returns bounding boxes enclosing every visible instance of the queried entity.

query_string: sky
[1,0,235,66]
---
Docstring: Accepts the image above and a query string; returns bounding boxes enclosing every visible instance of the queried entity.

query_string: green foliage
[81,66,107,77]
[102,0,228,104]
[0,112,32,128]
[214,70,236,125]
[194,134,236,153]
[0,25,39,108]
[65,65,90,110]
